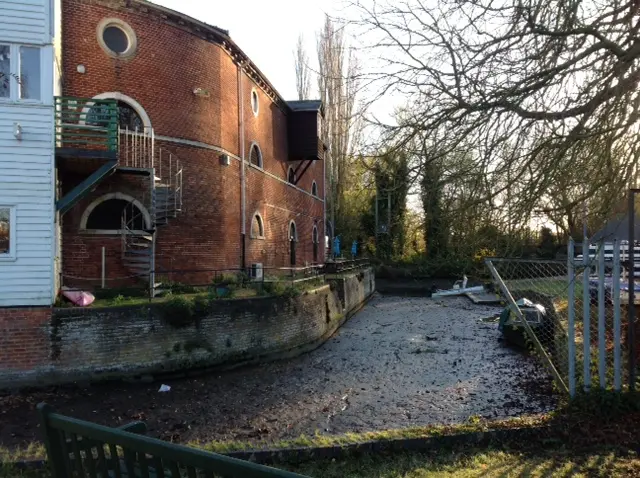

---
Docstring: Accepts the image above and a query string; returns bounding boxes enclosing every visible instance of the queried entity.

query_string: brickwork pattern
[0,308,51,373]
[60,0,325,284]
[0,271,375,387]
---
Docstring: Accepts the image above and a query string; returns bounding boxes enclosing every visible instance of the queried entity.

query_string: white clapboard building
[0,0,56,306]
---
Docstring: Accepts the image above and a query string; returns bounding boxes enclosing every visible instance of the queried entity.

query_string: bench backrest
[38,403,308,478]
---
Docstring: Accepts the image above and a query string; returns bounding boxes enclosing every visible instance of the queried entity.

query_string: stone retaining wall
[0,269,374,388]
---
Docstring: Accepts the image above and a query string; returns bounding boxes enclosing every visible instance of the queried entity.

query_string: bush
[159,296,194,328]
[263,281,301,298]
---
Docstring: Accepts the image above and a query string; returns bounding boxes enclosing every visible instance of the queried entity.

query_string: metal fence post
[598,243,606,388]
[613,239,622,391]
[583,239,591,391]
[486,259,568,394]
[629,190,637,391]
[567,238,576,397]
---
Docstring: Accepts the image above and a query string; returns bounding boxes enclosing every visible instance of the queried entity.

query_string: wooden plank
[109,444,122,478]
[69,433,86,477]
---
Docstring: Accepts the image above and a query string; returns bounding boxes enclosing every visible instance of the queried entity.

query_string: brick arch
[80,92,152,130]
[80,192,151,233]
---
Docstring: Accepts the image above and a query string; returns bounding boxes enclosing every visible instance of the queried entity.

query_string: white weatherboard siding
[0,0,50,44]
[0,0,56,306]
[0,104,55,306]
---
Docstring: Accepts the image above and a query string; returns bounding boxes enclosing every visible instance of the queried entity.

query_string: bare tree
[293,34,312,101]
[317,15,362,236]
[351,0,640,230]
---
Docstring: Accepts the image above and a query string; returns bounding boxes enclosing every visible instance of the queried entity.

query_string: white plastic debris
[158,384,171,392]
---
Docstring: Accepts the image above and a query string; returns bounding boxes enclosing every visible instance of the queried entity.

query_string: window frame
[287,166,296,184]
[0,205,17,262]
[289,220,298,242]
[311,180,318,197]
[96,18,138,59]
[250,212,265,239]
[251,88,259,116]
[80,193,151,235]
[0,43,43,104]
[249,142,263,169]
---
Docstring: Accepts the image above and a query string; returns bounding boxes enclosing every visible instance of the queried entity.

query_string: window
[117,101,144,130]
[0,45,10,98]
[82,195,149,233]
[0,206,16,260]
[97,18,137,58]
[250,143,263,168]
[287,167,296,184]
[289,221,297,241]
[251,88,259,116]
[0,44,42,102]
[20,46,40,100]
[87,100,144,130]
[312,180,318,197]
[251,213,264,239]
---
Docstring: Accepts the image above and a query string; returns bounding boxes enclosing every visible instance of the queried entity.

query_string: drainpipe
[238,61,246,271]
[323,147,327,263]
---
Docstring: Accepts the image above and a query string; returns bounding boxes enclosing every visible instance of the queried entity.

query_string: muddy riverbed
[0,294,555,449]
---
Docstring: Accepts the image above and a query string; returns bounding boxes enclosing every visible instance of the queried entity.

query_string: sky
[151,0,339,101]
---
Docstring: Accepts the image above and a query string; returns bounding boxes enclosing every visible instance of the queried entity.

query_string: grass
[2,448,638,477]
[190,415,549,454]
[286,448,640,477]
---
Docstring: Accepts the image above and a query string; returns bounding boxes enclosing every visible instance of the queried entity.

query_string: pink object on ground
[61,287,95,307]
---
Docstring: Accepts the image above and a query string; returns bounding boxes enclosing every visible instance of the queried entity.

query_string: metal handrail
[55,96,118,151]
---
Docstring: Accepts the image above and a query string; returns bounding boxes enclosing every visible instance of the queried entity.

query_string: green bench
[38,403,308,478]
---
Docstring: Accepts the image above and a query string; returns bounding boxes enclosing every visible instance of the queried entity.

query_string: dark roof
[590,213,640,242]
[287,100,323,113]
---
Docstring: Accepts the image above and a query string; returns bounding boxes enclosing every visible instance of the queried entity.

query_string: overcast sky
[151,0,339,101]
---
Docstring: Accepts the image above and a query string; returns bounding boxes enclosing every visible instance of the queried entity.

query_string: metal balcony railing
[55,96,118,153]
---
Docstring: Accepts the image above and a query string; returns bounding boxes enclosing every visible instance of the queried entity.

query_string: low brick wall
[0,269,374,388]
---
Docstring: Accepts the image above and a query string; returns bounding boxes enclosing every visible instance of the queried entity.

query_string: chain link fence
[486,240,627,396]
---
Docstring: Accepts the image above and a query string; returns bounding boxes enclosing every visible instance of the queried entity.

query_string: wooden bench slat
[152,457,165,478]
[108,444,122,478]
[96,443,111,478]
[69,432,86,477]
[186,465,197,478]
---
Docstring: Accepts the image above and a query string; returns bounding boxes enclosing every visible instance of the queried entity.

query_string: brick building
[57,0,326,290]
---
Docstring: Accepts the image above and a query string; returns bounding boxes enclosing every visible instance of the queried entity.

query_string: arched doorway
[289,221,297,266]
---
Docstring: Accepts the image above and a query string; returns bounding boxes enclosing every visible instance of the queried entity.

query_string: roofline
[142,0,290,111]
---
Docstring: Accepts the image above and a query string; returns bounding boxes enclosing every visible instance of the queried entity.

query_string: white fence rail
[486,238,628,397]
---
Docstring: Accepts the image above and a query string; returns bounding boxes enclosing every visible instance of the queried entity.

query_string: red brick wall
[0,308,51,373]
[60,0,324,285]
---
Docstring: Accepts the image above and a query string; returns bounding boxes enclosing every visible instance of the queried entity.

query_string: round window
[103,26,129,54]
[97,18,137,58]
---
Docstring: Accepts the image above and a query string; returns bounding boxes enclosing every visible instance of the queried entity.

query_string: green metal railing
[55,96,118,152]
[39,404,308,478]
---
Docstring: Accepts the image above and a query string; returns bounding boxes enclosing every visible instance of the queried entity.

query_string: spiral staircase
[118,127,183,294]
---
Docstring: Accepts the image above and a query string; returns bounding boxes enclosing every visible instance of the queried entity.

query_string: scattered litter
[158,384,171,392]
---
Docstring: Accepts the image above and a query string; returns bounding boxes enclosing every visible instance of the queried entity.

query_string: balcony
[55,97,119,214]
[55,96,118,160]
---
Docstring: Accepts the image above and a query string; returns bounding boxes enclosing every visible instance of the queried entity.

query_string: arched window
[250,143,263,168]
[289,221,297,242]
[251,88,259,116]
[251,213,264,238]
[87,100,144,131]
[81,194,150,233]
[311,180,318,196]
[287,166,296,184]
